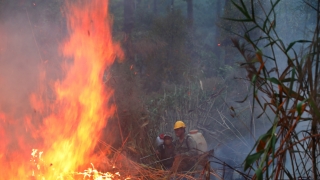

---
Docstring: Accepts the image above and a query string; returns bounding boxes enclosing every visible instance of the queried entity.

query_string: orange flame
[40,0,123,178]
[0,0,123,179]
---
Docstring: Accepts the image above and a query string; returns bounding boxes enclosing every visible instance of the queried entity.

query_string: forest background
[0,0,319,179]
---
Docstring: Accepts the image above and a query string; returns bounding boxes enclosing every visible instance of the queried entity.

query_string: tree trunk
[123,0,135,60]
[153,0,157,15]
[186,0,193,28]
[123,0,134,34]
[215,0,223,62]
[171,0,174,12]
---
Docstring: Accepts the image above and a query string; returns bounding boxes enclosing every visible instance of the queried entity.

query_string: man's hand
[174,153,187,160]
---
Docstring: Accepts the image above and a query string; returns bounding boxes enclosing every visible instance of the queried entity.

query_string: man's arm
[185,137,198,156]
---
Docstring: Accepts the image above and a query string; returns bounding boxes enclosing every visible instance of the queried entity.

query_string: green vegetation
[227,0,320,179]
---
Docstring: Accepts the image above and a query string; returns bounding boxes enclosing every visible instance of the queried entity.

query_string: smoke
[0,1,65,176]
[0,9,38,117]
[0,0,64,114]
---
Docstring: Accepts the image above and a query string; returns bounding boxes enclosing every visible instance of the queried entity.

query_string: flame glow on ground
[0,0,123,179]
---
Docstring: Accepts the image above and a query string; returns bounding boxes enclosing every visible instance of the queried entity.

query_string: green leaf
[262,17,270,32]
[289,67,296,99]
[297,99,307,116]
[259,127,273,141]
[281,78,297,83]
[231,0,252,20]
[273,14,277,30]
[256,168,263,180]
[244,151,264,171]
[262,0,280,32]
[267,77,281,85]
[264,39,283,49]
[240,0,251,19]
[264,41,276,48]
[285,40,312,53]
[270,133,277,171]
[250,0,255,22]
[246,25,259,34]
[224,18,252,22]
[252,74,257,83]
[278,39,285,50]
[270,134,276,157]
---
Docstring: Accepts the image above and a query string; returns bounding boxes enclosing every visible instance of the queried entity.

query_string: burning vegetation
[2,0,320,179]
[0,0,213,179]
[0,0,126,179]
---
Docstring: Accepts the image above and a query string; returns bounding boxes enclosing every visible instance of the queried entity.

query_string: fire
[0,0,123,179]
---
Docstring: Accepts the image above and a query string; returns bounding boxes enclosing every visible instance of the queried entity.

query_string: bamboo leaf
[267,77,281,85]
[281,78,297,83]
[304,0,317,11]
[297,99,307,116]
[246,25,259,34]
[256,168,263,180]
[224,18,252,22]
[264,41,276,48]
[278,39,285,50]
[231,0,252,20]
[262,17,270,32]
[289,67,296,99]
[250,0,255,22]
[244,151,264,171]
[281,85,304,101]
[285,40,312,53]
[256,139,267,152]
[240,0,251,19]
[271,134,276,157]
[273,15,276,29]
[256,129,272,152]
[252,74,257,83]
[279,65,291,81]
[259,128,272,141]
[262,0,280,32]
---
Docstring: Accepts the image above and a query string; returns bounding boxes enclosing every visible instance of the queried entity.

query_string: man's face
[174,128,184,137]
[164,137,172,145]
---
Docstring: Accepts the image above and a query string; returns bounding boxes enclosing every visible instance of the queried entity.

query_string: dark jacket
[157,144,175,169]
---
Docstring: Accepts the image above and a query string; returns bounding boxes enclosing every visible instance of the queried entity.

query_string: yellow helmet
[174,120,186,129]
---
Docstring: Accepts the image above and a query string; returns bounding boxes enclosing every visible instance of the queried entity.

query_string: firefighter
[172,120,198,172]
[156,132,175,170]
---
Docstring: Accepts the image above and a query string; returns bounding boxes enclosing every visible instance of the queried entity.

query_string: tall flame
[0,0,123,179]
[42,0,123,177]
